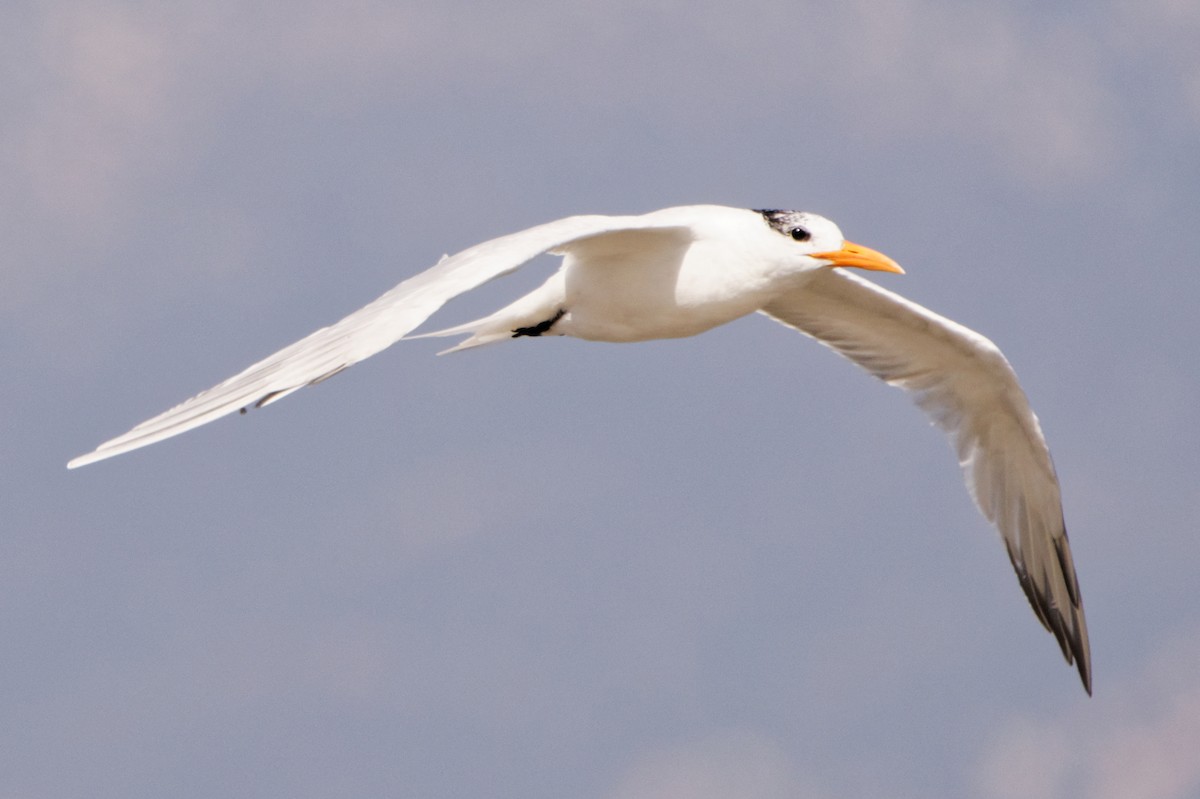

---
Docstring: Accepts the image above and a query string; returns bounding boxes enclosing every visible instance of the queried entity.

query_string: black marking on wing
[310,364,349,385]
[1004,530,1091,693]
[254,390,287,409]
[512,308,566,338]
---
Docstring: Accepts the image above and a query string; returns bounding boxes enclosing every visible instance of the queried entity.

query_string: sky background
[5,2,1200,797]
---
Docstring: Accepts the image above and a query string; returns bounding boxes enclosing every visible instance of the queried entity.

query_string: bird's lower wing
[68,213,693,468]
[760,269,1091,693]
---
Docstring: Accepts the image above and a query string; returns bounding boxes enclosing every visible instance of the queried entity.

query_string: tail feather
[436,331,513,355]
[405,272,566,355]
[403,316,508,354]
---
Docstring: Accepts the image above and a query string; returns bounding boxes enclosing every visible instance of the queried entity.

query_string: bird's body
[424,206,833,349]
[69,204,1092,694]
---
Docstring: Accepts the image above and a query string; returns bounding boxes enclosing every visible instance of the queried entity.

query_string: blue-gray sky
[7,2,1200,797]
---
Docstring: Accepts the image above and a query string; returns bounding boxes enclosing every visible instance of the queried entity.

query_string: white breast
[558,219,797,342]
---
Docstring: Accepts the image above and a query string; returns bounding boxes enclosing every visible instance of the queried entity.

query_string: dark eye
[790,226,811,242]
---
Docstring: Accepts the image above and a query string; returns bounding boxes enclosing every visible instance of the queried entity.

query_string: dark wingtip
[1073,611,1093,696]
[1056,528,1093,696]
[1003,536,1092,696]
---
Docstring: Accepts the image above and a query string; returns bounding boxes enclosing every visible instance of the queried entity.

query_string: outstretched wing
[761,269,1091,694]
[69,212,691,468]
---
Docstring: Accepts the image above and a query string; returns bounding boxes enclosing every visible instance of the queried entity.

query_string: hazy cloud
[976,630,1200,799]
[3,0,1173,250]
[606,729,823,799]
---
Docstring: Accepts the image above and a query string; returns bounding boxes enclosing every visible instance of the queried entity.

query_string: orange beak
[812,240,904,274]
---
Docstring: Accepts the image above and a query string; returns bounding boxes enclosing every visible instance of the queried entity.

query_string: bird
[68,204,1091,694]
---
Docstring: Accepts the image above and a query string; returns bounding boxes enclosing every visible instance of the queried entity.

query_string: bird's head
[755,209,904,275]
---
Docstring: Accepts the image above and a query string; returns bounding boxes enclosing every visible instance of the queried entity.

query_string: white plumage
[69,204,1091,694]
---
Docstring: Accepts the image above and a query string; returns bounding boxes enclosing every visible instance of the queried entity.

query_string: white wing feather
[761,269,1091,693]
[68,212,690,468]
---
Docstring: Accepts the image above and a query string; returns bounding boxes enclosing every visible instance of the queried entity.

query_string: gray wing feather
[761,269,1091,694]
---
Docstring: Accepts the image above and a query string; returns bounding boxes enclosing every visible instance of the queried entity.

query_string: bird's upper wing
[68,212,692,468]
[760,269,1091,694]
